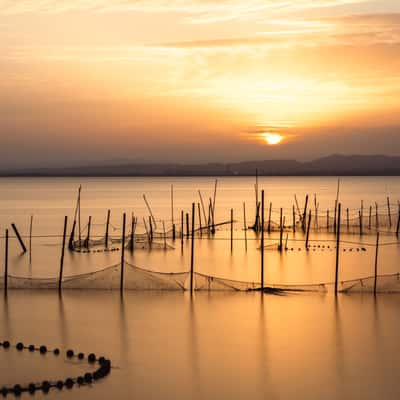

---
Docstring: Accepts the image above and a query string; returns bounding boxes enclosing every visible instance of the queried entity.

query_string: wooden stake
[143,194,157,229]
[292,205,296,233]
[29,215,33,265]
[302,195,309,232]
[396,202,400,237]
[374,231,380,295]
[120,213,126,293]
[4,229,8,294]
[58,216,68,292]
[186,212,190,238]
[190,203,195,293]
[261,190,265,292]
[162,221,167,250]
[68,220,76,251]
[149,216,153,242]
[346,208,349,230]
[230,208,234,253]
[171,184,174,226]
[369,206,372,230]
[359,210,363,236]
[334,203,342,295]
[267,202,272,233]
[334,200,337,235]
[181,210,184,247]
[85,216,92,249]
[375,202,379,229]
[130,214,135,252]
[243,202,248,252]
[327,209,330,231]
[77,185,82,245]
[105,209,111,248]
[279,208,283,252]
[198,191,207,223]
[387,197,392,227]
[11,223,27,253]
[305,210,312,250]
[198,203,202,237]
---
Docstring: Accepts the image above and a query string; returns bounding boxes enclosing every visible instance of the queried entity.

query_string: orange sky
[0,0,399,167]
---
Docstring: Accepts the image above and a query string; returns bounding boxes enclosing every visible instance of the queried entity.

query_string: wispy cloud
[0,0,368,15]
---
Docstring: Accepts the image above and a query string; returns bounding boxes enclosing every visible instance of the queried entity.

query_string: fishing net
[2,262,400,293]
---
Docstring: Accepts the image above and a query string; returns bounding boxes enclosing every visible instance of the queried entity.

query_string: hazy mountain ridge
[1,155,400,176]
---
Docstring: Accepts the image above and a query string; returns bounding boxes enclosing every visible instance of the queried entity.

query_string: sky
[0,0,399,168]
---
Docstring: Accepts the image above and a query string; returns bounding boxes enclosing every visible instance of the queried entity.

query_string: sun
[263,133,284,146]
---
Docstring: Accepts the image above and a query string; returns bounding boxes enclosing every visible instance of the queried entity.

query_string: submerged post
[261,190,265,292]
[120,213,126,293]
[4,229,9,294]
[11,223,27,253]
[374,231,380,295]
[387,197,392,228]
[334,203,342,295]
[58,216,68,292]
[305,210,312,250]
[105,209,111,248]
[369,206,372,230]
[346,208,349,230]
[190,203,195,293]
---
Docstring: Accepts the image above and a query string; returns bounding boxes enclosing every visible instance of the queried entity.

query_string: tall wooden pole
[186,213,190,238]
[374,231,380,295]
[105,209,111,248]
[261,190,265,292]
[230,208,234,253]
[305,210,312,250]
[4,229,9,294]
[190,203,195,293]
[120,213,126,293]
[302,195,309,232]
[58,216,68,292]
[334,203,342,295]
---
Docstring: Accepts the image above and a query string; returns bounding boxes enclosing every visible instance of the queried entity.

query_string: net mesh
[2,264,400,293]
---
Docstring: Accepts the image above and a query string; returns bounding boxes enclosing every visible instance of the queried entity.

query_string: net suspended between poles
[2,263,400,293]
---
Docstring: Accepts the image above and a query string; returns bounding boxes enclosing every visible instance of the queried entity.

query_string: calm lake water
[1,176,400,399]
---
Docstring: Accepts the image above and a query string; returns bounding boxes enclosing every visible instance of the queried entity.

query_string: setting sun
[263,133,284,146]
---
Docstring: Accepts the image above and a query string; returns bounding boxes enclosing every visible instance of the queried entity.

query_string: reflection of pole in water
[188,295,201,399]
[334,296,345,380]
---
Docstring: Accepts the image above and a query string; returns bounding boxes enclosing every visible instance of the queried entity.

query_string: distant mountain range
[1,155,400,176]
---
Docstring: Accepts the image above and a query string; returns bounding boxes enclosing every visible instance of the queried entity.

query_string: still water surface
[0,177,399,399]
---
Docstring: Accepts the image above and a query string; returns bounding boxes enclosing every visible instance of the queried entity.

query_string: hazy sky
[0,0,399,168]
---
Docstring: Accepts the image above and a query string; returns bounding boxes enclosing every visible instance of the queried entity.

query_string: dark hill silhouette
[1,155,399,176]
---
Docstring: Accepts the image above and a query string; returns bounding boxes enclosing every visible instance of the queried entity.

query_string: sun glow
[263,133,284,145]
